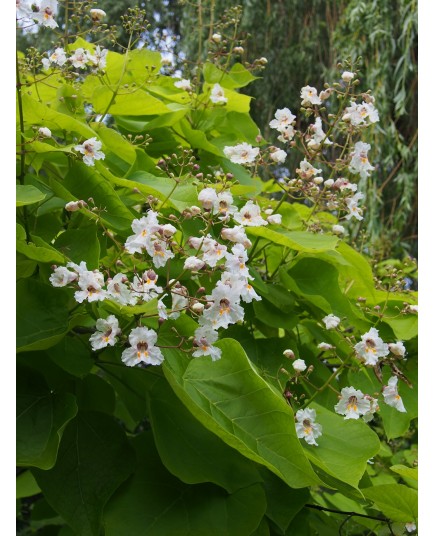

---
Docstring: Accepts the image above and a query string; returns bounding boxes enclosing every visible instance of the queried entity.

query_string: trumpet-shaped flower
[345,192,364,221]
[174,78,192,91]
[334,386,371,420]
[269,108,296,132]
[296,159,321,180]
[322,314,340,329]
[131,270,163,301]
[233,200,268,227]
[383,376,406,412]
[121,326,163,367]
[106,273,135,306]
[300,85,322,106]
[223,143,259,165]
[74,137,105,166]
[308,117,332,148]
[88,46,108,70]
[89,315,121,351]
[293,359,307,372]
[354,327,389,366]
[69,48,90,69]
[220,225,252,247]
[192,326,221,361]
[33,0,58,28]
[388,341,406,357]
[74,270,106,303]
[210,83,227,104]
[295,408,322,446]
[124,210,160,254]
[270,148,287,163]
[224,244,250,278]
[349,141,374,179]
[49,266,77,287]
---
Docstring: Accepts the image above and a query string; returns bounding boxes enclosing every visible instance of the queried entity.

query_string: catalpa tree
[16,2,418,535]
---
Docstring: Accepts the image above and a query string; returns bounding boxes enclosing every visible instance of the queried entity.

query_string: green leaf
[203,62,259,89]
[92,86,170,116]
[17,234,66,265]
[104,432,267,536]
[101,296,159,318]
[247,228,339,252]
[54,227,100,270]
[148,375,261,493]
[46,337,93,378]
[17,365,77,469]
[363,484,417,522]
[303,403,380,489]
[162,338,320,489]
[118,170,198,212]
[104,48,161,86]
[390,464,418,481]
[16,279,70,352]
[16,471,41,499]
[62,163,134,232]
[259,467,309,533]
[17,184,46,206]
[32,411,135,536]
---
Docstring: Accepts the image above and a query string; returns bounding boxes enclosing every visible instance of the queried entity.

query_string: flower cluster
[42,46,108,72]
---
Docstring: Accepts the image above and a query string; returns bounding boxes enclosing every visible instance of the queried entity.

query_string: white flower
[269,108,296,133]
[89,315,121,351]
[146,237,175,269]
[69,48,90,69]
[212,33,222,43]
[64,201,83,212]
[210,83,227,104]
[130,270,162,302]
[49,266,77,287]
[33,0,58,28]
[296,159,322,180]
[198,187,218,210]
[48,47,67,67]
[270,148,287,163]
[267,214,282,225]
[220,225,252,247]
[158,296,168,319]
[334,386,372,420]
[322,314,340,329]
[121,326,164,367]
[324,178,334,188]
[388,341,406,357]
[184,256,205,271]
[362,397,379,423]
[383,376,406,412]
[74,270,106,303]
[342,71,355,82]
[90,8,106,21]
[87,46,108,70]
[168,281,189,319]
[349,142,375,179]
[192,326,221,361]
[354,327,389,366]
[300,85,322,106]
[308,117,332,149]
[225,244,250,278]
[318,342,333,351]
[295,408,322,446]
[405,522,416,533]
[293,359,307,372]
[345,192,364,221]
[106,273,135,306]
[38,127,52,138]
[74,137,105,166]
[202,238,227,268]
[343,101,379,126]
[214,191,237,219]
[234,200,268,226]
[408,305,418,313]
[174,78,192,91]
[16,0,32,19]
[283,349,295,358]
[334,178,358,192]
[223,143,259,165]
[124,210,160,254]
[201,283,244,330]
[191,302,204,314]
[332,224,345,235]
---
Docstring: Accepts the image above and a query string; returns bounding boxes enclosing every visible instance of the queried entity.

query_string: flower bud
[341,71,355,82]
[38,127,52,138]
[190,205,201,215]
[212,33,222,43]
[191,302,205,314]
[292,359,307,372]
[233,46,244,54]
[332,224,345,235]
[90,8,106,22]
[324,179,334,188]
[283,349,295,359]
[65,201,81,212]
[313,177,324,185]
